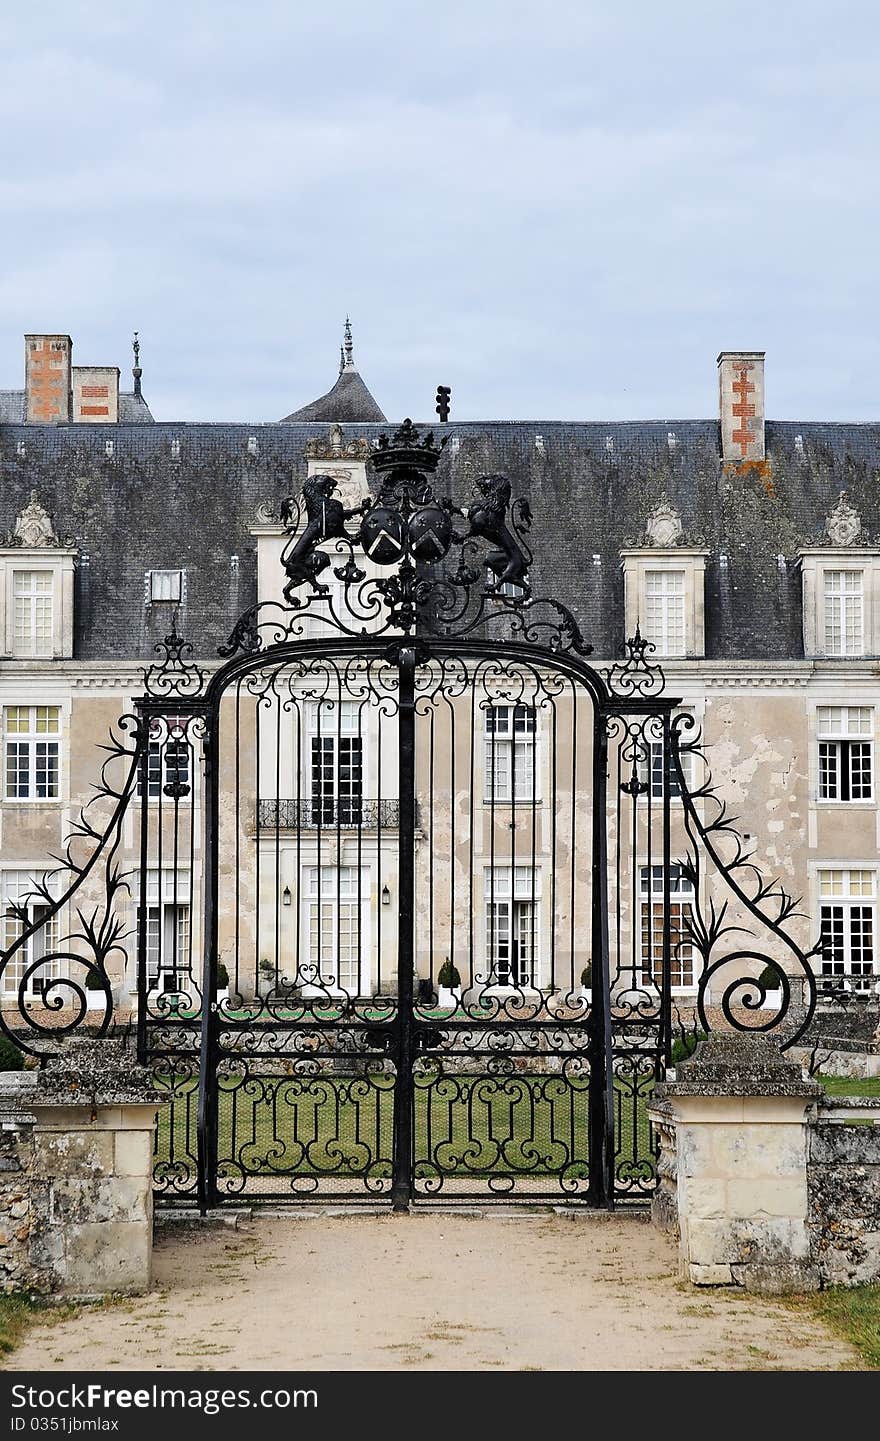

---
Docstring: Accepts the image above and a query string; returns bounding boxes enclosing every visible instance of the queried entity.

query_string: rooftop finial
[132,330,142,398]
[343,316,354,371]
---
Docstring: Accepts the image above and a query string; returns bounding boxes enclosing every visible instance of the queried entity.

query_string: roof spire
[343,315,355,371]
[132,330,142,398]
[339,344,345,376]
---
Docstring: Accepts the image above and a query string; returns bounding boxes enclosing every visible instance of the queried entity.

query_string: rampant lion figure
[464,473,530,590]
[280,474,363,600]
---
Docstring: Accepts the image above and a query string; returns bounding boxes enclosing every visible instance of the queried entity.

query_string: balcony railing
[257,797,401,829]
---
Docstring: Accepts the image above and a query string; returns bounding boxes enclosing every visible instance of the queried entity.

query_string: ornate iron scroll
[0,715,144,1058]
[670,714,820,1051]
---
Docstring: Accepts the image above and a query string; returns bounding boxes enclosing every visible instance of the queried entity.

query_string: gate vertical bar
[587,711,614,1208]
[135,705,149,1065]
[197,705,220,1212]
[392,645,417,1212]
[660,713,673,1067]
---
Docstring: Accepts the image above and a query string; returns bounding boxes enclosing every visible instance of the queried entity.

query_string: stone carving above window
[2,491,73,549]
[643,498,683,547]
[305,423,370,462]
[824,491,867,547]
[625,496,703,549]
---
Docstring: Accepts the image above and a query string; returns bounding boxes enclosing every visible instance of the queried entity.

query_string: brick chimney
[717,351,764,463]
[72,365,119,423]
[25,334,72,423]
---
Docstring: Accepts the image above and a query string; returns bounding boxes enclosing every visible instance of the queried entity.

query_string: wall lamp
[381,884,391,906]
[282,886,291,907]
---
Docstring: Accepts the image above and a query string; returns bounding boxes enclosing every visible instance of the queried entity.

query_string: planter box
[438,986,461,1010]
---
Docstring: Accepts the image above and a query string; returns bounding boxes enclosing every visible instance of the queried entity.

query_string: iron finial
[343,315,354,371]
[132,330,143,398]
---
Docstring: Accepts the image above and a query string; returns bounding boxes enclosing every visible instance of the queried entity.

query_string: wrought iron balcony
[257,797,401,829]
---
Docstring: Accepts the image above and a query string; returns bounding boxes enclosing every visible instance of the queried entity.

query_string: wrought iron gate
[0,419,822,1211]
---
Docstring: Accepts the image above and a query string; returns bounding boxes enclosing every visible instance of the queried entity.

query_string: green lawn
[819,1074,880,1097]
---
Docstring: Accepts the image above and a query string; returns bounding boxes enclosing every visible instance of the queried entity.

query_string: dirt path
[9,1214,857,1372]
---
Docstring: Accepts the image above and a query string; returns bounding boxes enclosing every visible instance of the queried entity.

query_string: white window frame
[483,865,542,990]
[483,703,538,805]
[0,869,62,996]
[816,705,874,804]
[306,701,365,825]
[302,865,370,996]
[3,704,61,802]
[644,569,685,657]
[137,869,193,992]
[138,715,193,803]
[12,570,54,658]
[640,864,696,993]
[149,569,184,604]
[823,569,864,657]
[818,868,877,993]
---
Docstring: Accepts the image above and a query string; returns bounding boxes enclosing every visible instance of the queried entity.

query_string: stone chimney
[25,334,72,423]
[717,351,765,463]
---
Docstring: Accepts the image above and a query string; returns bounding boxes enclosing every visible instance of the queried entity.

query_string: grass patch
[0,1295,79,1361]
[787,1287,880,1370]
[819,1075,880,1097]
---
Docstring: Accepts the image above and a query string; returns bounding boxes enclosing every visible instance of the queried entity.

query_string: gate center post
[392,645,417,1212]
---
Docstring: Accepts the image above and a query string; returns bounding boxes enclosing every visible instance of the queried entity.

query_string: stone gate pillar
[648,1035,821,1293]
[1,1038,160,1297]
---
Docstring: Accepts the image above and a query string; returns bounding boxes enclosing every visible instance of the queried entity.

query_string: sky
[1,1,879,424]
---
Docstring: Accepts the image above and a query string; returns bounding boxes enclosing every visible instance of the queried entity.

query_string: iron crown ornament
[221,418,594,658]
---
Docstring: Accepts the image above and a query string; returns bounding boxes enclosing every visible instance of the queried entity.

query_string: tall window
[308,702,363,825]
[819,869,876,991]
[13,571,53,657]
[1,872,60,994]
[641,730,693,800]
[817,706,873,802]
[139,870,191,991]
[824,570,864,657]
[4,705,60,800]
[640,865,695,990]
[484,704,537,804]
[304,866,367,994]
[139,716,191,800]
[485,866,540,987]
[644,570,685,657]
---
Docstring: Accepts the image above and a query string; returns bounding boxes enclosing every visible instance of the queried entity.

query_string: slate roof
[281,367,387,423]
[2,414,880,665]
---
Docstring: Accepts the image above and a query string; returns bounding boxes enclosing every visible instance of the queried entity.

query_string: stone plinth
[648,1034,821,1293]
[1,1038,161,1297]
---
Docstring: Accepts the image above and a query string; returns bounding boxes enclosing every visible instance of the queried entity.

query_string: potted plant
[85,968,110,1012]
[580,962,592,1002]
[258,957,275,997]
[437,959,461,1010]
[757,962,782,1010]
[216,961,230,1004]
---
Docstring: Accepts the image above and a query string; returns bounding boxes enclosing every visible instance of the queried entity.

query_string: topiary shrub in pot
[216,961,230,1003]
[437,959,461,1010]
[580,962,593,1000]
[0,1034,24,1070]
[85,967,110,1011]
[757,962,782,1010]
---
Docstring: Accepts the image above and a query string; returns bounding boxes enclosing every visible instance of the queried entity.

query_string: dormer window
[823,570,863,656]
[800,495,880,660]
[149,569,184,604]
[0,494,76,660]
